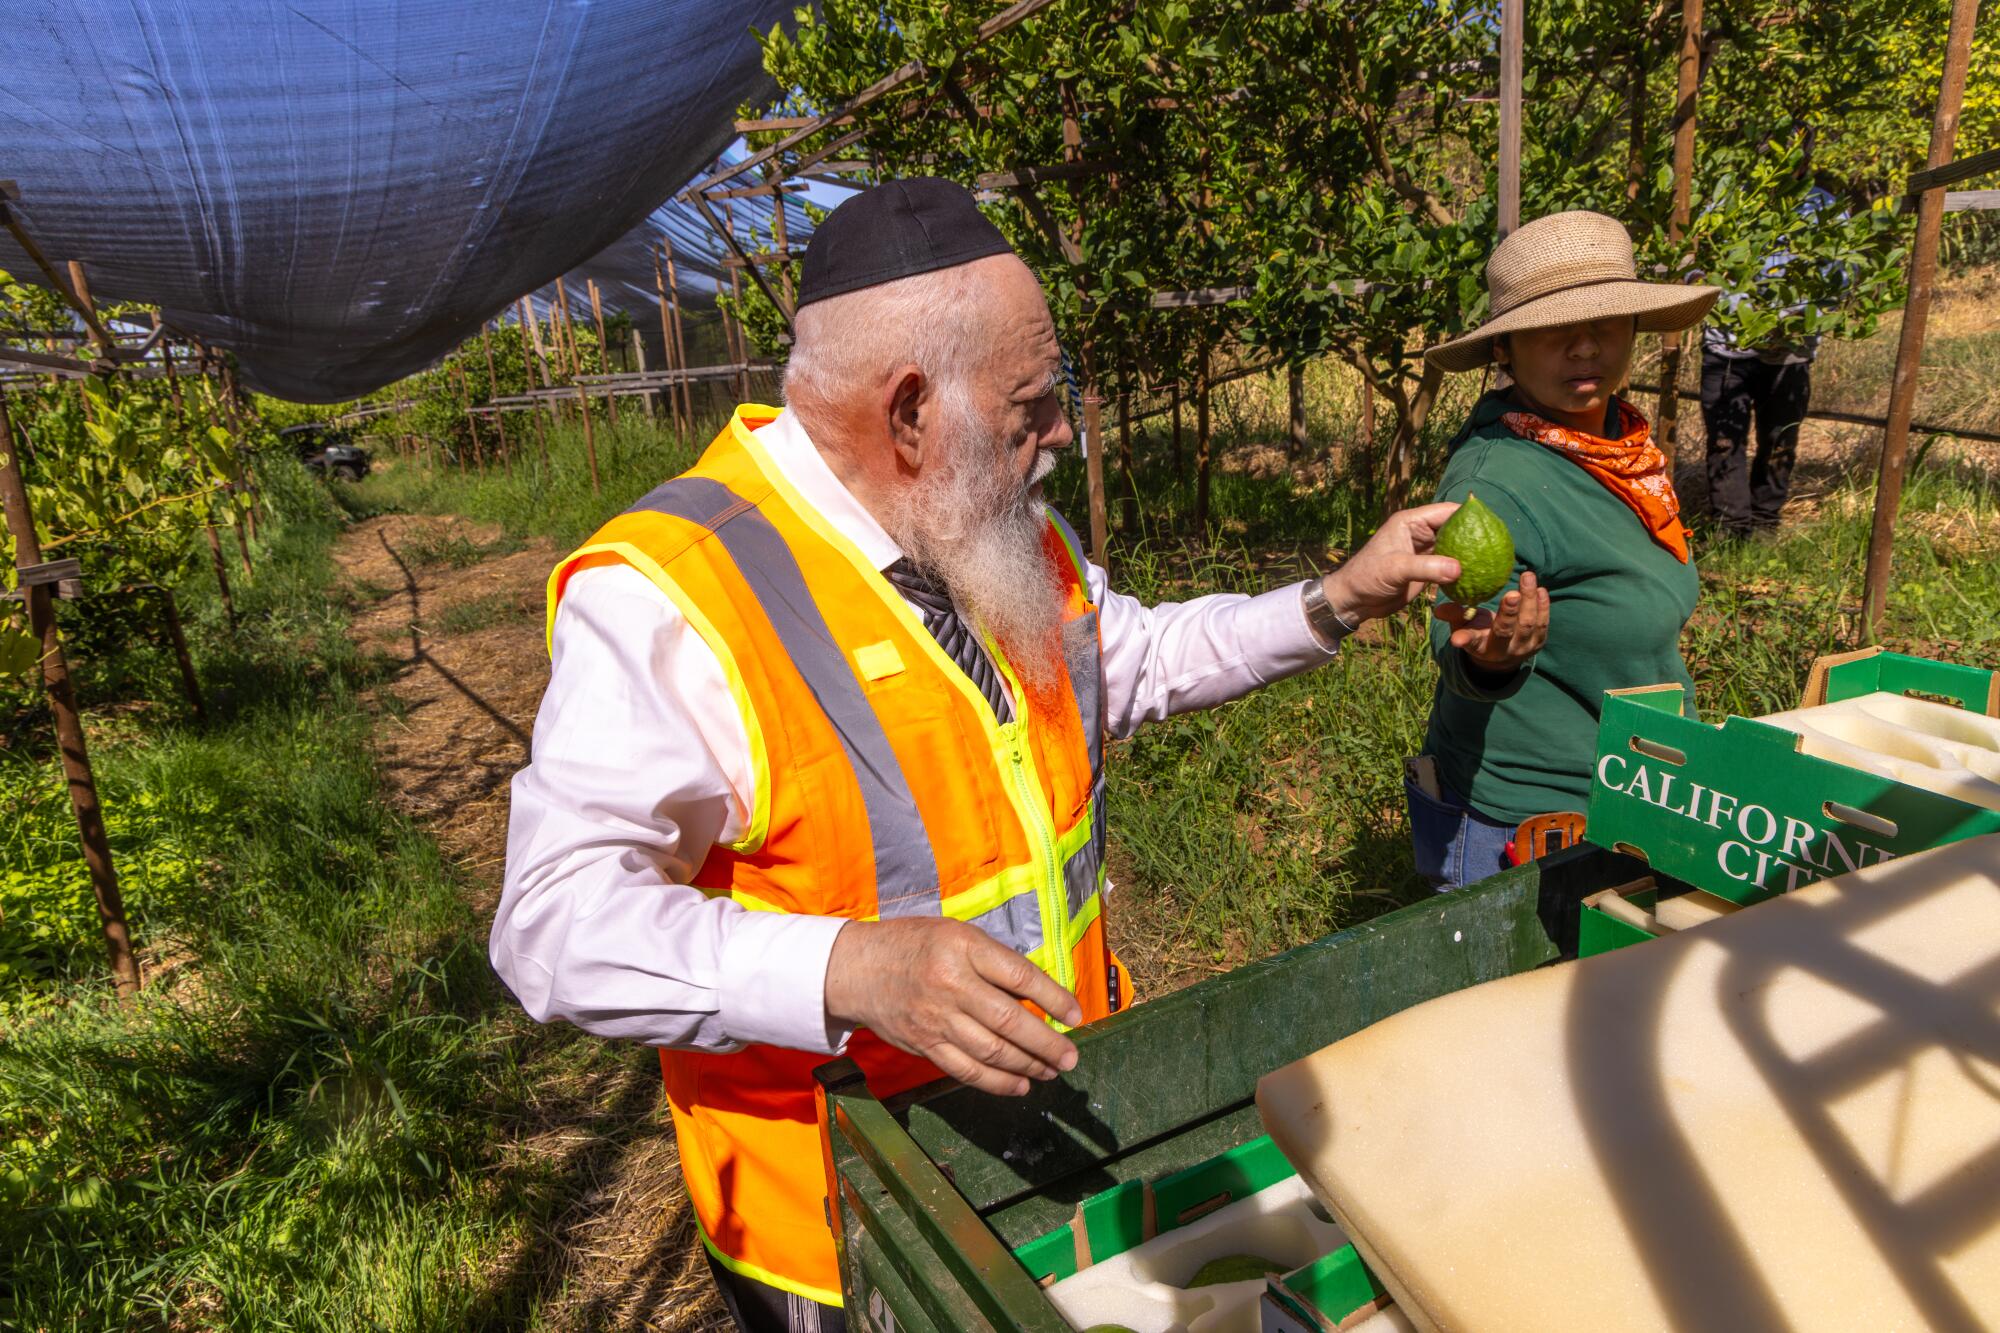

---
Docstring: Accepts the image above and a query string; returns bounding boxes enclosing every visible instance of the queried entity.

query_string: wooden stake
[1287,363,1308,457]
[481,322,511,470]
[204,521,236,632]
[1194,328,1213,538]
[1359,373,1377,472]
[0,387,139,997]
[152,585,205,723]
[768,168,797,309]
[555,279,582,378]
[664,239,694,428]
[1862,0,1982,639]
[587,278,620,426]
[155,312,185,418]
[1117,380,1138,533]
[1498,0,1524,238]
[577,385,601,494]
[631,328,655,420]
[1652,0,1703,466]
[519,297,559,442]
[722,201,752,401]
[1080,348,1110,566]
[232,506,254,579]
[455,365,483,474]
[1625,34,1649,203]
[652,246,685,433]
[1170,377,1183,477]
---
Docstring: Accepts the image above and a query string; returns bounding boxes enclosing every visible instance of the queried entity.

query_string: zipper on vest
[1003,719,1073,996]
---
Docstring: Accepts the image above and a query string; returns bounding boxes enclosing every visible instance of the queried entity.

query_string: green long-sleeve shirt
[1423,392,1700,826]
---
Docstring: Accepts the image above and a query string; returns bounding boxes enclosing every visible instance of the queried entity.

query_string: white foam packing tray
[1044,1173,1414,1333]
[1757,690,2000,813]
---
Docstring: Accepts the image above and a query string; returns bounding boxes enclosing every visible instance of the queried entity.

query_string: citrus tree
[745,0,1969,530]
[1,269,264,682]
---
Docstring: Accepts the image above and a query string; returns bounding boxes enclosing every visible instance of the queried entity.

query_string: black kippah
[795,177,1016,309]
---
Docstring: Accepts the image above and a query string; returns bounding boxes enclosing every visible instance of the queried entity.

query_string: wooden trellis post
[0,386,139,998]
[1498,0,1524,239]
[1287,363,1307,457]
[454,364,483,473]
[518,297,559,444]
[1861,0,1983,639]
[554,278,583,379]
[481,322,511,471]
[1652,0,1703,466]
[1059,81,1110,565]
[587,278,620,427]
[722,200,754,402]
[577,384,601,495]
[653,244,688,433]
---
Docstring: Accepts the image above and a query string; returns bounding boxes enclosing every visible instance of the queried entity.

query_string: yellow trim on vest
[697,1219,844,1308]
[939,861,1046,924]
[549,538,773,856]
[852,640,905,681]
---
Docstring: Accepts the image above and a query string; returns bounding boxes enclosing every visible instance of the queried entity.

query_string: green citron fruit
[1434,492,1515,607]
[1186,1253,1283,1287]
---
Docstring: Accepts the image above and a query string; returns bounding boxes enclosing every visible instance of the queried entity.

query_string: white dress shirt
[492,410,1340,1056]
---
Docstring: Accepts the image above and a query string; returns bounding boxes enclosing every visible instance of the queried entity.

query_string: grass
[349,414,712,550]
[0,458,613,1329]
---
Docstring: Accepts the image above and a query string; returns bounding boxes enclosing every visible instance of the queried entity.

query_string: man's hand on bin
[825,917,1083,1096]
[1323,501,1466,626]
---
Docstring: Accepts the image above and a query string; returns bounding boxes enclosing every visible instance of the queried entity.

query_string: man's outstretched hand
[1323,502,1464,626]
[825,917,1081,1097]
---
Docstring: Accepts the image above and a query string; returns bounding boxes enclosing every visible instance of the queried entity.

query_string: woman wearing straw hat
[1408,210,1718,890]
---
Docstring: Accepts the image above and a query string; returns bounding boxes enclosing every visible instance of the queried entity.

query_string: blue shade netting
[0,0,792,401]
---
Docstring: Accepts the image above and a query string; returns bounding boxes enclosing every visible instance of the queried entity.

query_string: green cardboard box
[1585,649,2000,906]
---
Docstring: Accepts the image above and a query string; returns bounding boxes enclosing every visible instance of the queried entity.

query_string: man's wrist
[1302,576,1363,651]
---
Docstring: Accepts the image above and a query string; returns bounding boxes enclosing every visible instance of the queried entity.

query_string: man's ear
[886,364,926,472]
[1491,335,1510,368]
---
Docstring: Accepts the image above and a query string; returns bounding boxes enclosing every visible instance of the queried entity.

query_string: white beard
[882,403,1067,696]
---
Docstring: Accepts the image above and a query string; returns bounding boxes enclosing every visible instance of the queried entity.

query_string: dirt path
[331,513,725,1332]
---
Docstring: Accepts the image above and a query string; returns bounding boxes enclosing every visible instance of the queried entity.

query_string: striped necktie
[880,559,1013,722]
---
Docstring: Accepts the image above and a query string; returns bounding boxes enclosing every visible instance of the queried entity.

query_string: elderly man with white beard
[492,179,1463,1333]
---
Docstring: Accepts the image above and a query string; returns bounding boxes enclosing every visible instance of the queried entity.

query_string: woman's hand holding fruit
[1436,571,1549,673]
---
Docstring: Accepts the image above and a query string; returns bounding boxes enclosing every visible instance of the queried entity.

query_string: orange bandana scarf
[1501,399,1690,563]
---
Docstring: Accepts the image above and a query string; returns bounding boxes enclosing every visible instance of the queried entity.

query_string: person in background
[1701,186,1844,538]
[1410,210,1720,891]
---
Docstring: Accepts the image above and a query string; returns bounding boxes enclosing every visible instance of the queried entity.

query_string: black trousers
[706,1251,847,1333]
[1700,348,1813,532]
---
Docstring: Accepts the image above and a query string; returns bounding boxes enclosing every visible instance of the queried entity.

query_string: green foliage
[0,463,548,1328]
[0,268,271,683]
[749,0,1987,498]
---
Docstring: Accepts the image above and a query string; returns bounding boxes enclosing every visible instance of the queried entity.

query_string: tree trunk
[1382,362,1446,514]
[1193,332,1214,540]
[1287,363,1308,458]
[1117,383,1138,533]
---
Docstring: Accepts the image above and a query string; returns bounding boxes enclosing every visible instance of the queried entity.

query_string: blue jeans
[1406,774,1516,892]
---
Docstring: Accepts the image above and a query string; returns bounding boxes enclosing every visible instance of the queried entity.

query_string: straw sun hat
[1424,210,1718,373]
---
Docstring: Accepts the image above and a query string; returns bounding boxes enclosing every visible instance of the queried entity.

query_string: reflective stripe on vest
[547,406,1119,1304]
[624,474,943,916]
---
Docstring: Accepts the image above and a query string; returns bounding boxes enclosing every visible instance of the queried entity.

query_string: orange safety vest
[546,406,1126,1304]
